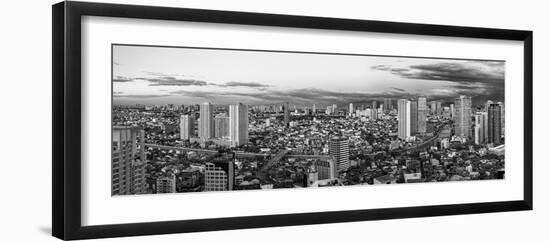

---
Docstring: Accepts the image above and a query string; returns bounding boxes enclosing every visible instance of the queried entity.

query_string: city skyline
[113,45,505,106]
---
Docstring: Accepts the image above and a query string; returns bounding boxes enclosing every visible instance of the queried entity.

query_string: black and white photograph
[111,44,506,195]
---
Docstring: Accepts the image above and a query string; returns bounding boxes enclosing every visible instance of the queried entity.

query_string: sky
[112,45,505,106]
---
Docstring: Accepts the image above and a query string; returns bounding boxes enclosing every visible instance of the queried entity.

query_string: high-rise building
[180,114,195,140]
[112,127,147,195]
[384,98,393,111]
[397,99,411,140]
[199,102,214,140]
[316,157,337,180]
[349,103,354,116]
[454,96,472,138]
[417,96,427,133]
[332,104,338,113]
[410,100,418,134]
[229,103,249,147]
[430,101,437,115]
[156,174,176,193]
[450,104,455,119]
[312,104,316,114]
[214,113,229,138]
[283,102,290,127]
[372,100,377,109]
[436,101,442,115]
[488,103,502,144]
[474,112,488,145]
[329,136,350,172]
[205,159,235,191]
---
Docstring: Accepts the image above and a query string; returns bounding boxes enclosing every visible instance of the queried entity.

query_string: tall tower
[417,96,427,133]
[283,102,290,127]
[214,113,229,138]
[199,102,214,140]
[410,100,418,134]
[488,103,502,144]
[372,100,377,109]
[312,104,316,115]
[349,103,354,116]
[329,136,350,173]
[474,112,488,144]
[454,96,472,138]
[397,99,411,140]
[112,127,147,195]
[229,103,249,147]
[180,114,195,140]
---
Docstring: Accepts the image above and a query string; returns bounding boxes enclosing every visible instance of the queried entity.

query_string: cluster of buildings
[111,94,506,195]
[180,102,249,147]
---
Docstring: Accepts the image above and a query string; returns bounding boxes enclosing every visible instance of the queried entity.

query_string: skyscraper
[436,101,442,115]
[474,112,488,145]
[410,100,418,134]
[349,103,354,116]
[205,159,235,191]
[454,96,472,138]
[112,126,147,195]
[384,98,392,111]
[199,102,214,140]
[214,113,229,138]
[229,103,249,147]
[283,102,290,127]
[488,103,502,144]
[312,104,316,114]
[417,96,427,133]
[450,104,455,119]
[372,100,377,109]
[180,114,195,140]
[397,99,411,140]
[329,136,350,173]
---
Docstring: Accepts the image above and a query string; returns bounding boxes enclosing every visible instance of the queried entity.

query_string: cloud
[221,81,271,88]
[392,87,406,92]
[114,94,171,98]
[113,76,134,82]
[135,76,210,86]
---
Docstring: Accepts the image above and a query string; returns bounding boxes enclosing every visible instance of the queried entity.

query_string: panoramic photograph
[111,44,505,196]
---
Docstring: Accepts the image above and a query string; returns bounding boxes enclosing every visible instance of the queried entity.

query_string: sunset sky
[112,44,505,106]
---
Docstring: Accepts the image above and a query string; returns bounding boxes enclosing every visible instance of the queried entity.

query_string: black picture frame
[52,1,533,240]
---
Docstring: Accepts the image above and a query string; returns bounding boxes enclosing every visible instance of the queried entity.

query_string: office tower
[316,158,337,180]
[349,103,354,116]
[474,112,488,145]
[199,102,214,140]
[329,136,350,172]
[112,127,146,195]
[214,113,229,138]
[436,101,442,115]
[450,104,455,119]
[384,98,393,111]
[372,100,377,109]
[430,101,437,115]
[205,159,235,191]
[332,104,338,113]
[397,99,411,140]
[410,100,418,134]
[156,174,176,193]
[312,104,316,114]
[180,114,195,140]
[229,103,249,147]
[369,108,378,120]
[498,101,505,135]
[417,96,427,133]
[283,102,290,127]
[265,118,271,127]
[326,106,332,115]
[454,96,472,138]
[488,103,502,144]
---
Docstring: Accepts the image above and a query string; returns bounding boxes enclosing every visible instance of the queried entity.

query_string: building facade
[488,103,502,144]
[329,136,350,173]
[156,174,176,193]
[454,96,472,138]
[180,114,195,140]
[397,99,411,140]
[214,113,229,138]
[112,127,147,195]
[199,102,214,140]
[204,160,235,191]
[417,96,427,133]
[229,103,249,147]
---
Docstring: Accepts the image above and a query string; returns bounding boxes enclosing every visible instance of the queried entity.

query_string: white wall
[0,0,547,240]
